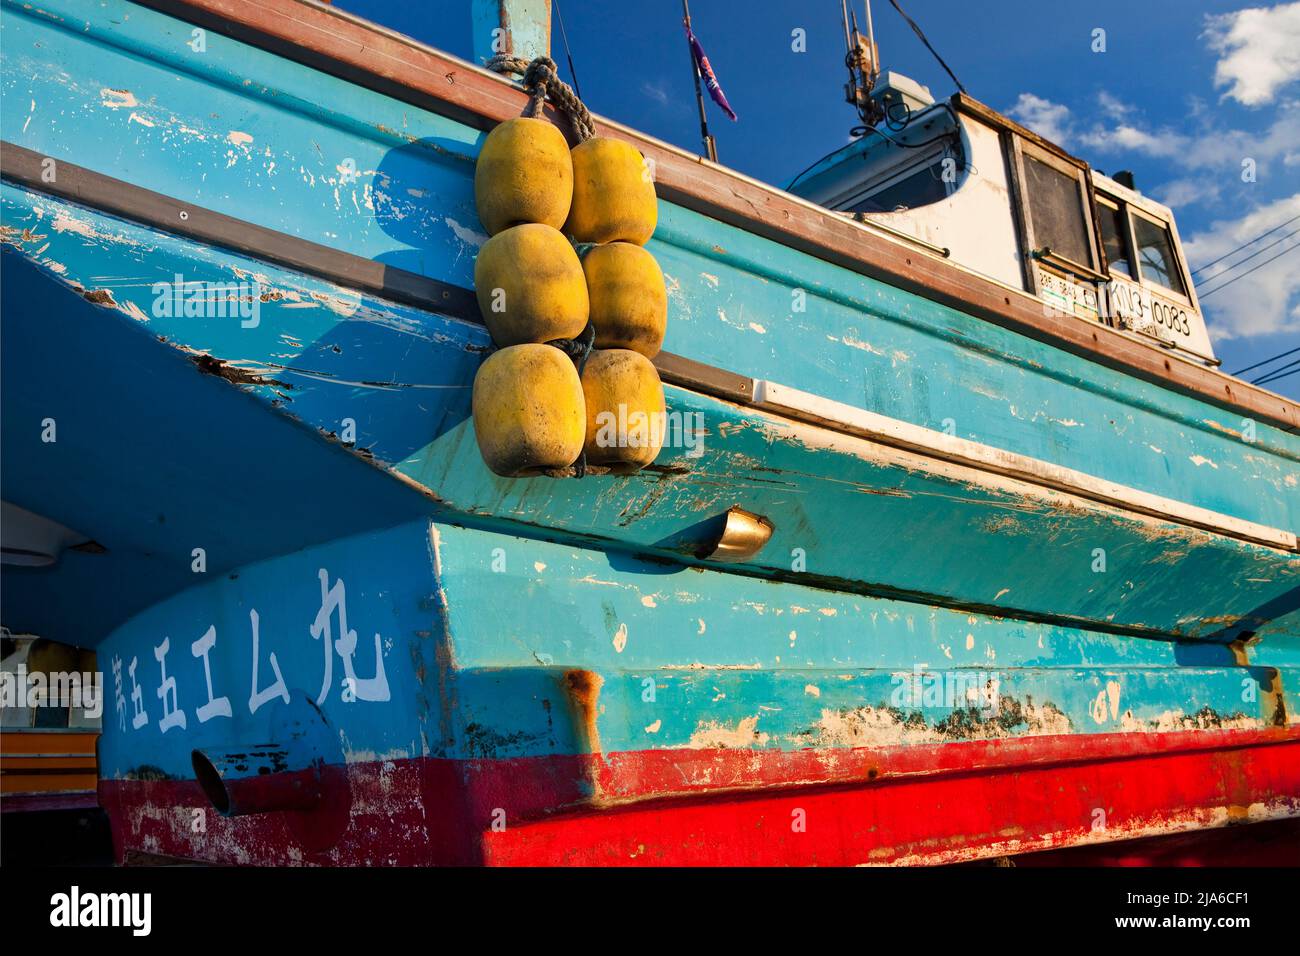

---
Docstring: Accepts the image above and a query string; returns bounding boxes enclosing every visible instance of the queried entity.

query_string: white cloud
[1204,2,1300,106]
[1072,93,1237,165]
[1153,99,1300,200]
[1081,122,1189,158]
[1156,177,1223,209]
[1183,193,1300,340]
[1097,90,1133,120]
[1009,92,1195,159]
[640,81,670,107]
[1007,93,1073,145]
[1003,93,1300,196]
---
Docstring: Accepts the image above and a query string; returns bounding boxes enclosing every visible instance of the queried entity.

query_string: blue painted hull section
[2,0,1298,863]
[4,183,1296,643]
[93,517,1298,781]
[2,0,1296,531]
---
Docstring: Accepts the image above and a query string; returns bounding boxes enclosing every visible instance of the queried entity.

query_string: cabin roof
[786,86,1218,365]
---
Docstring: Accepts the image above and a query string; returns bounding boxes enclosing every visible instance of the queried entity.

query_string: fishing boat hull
[2,0,1298,865]
[84,515,1300,865]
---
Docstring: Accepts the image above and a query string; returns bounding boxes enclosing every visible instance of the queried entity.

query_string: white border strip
[752,380,1298,553]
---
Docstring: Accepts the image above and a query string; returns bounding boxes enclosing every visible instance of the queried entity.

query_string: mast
[472,0,552,66]
[682,0,718,162]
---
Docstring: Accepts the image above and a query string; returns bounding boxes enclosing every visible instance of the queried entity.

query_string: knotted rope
[485,54,596,143]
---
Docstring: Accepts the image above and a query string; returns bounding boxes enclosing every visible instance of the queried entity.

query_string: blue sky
[338,0,1300,398]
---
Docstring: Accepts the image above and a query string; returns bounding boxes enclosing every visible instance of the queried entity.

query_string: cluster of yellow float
[471,116,668,477]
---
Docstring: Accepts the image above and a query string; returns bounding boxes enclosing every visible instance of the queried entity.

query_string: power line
[1191,212,1300,276]
[1252,357,1300,384]
[1197,242,1300,300]
[1194,227,1300,288]
[1253,359,1300,387]
[1230,345,1300,377]
[1256,367,1299,387]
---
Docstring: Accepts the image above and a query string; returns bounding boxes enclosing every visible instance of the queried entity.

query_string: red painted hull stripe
[99,729,1300,865]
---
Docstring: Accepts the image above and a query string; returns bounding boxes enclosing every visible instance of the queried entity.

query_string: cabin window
[1022,154,1094,268]
[1097,199,1131,277]
[1131,212,1187,296]
[846,156,949,213]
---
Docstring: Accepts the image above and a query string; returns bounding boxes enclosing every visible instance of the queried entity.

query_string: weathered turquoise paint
[0,216,436,647]
[4,183,1298,644]
[3,0,1297,536]
[430,522,1290,758]
[94,516,1289,784]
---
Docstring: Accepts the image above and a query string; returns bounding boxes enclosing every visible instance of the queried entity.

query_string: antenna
[841,1,883,127]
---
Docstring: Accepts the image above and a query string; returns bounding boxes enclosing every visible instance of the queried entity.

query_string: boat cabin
[788,76,1215,365]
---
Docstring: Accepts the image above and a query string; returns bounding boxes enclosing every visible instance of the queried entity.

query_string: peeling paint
[687,715,769,749]
[99,88,137,109]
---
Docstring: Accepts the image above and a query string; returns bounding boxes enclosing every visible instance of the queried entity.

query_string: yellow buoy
[581,349,666,474]
[566,137,657,245]
[474,117,573,235]
[475,223,589,346]
[472,344,586,477]
[583,242,667,358]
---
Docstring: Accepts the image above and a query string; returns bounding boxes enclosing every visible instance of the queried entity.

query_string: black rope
[888,0,966,94]
[546,319,597,373]
[848,105,961,150]
[553,0,583,100]
[545,321,596,478]
[787,102,960,191]
[884,100,912,131]
[478,321,594,478]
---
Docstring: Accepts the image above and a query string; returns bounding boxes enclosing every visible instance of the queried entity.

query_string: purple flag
[686,27,737,121]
